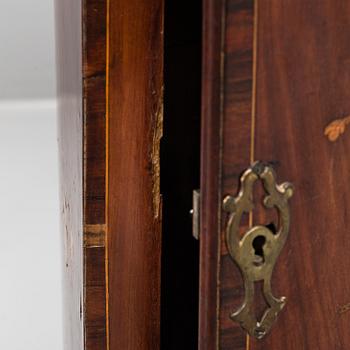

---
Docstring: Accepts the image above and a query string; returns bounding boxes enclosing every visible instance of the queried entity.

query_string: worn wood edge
[55,0,84,348]
[107,1,163,348]
[151,92,163,219]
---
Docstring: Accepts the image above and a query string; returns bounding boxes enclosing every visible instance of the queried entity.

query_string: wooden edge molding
[199,0,226,348]
[83,0,108,349]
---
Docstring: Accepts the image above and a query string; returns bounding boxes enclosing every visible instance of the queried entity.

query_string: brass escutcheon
[223,162,294,339]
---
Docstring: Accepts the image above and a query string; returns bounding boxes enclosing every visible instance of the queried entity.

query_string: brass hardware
[191,190,200,240]
[223,162,294,339]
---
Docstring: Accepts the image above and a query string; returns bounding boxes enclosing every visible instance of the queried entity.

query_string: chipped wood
[151,90,163,219]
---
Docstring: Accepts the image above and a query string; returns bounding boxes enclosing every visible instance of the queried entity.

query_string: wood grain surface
[57,1,164,348]
[199,0,227,348]
[107,0,164,349]
[202,0,350,349]
[200,0,254,349]
[252,1,350,349]
[220,1,255,349]
[55,0,84,348]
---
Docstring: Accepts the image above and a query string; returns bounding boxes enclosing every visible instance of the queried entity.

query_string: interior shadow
[160,0,202,348]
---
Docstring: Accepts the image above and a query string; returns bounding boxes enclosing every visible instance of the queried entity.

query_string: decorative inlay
[324,116,350,141]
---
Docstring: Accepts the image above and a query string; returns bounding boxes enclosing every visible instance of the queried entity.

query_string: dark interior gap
[160,0,202,349]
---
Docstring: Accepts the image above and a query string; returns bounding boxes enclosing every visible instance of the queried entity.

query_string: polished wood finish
[220,1,255,349]
[201,0,350,349]
[200,0,254,349]
[55,0,84,349]
[60,0,350,348]
[57,0,163,348]
[252,1,350,349]
[107,1,164,349]
[199,0,226,348]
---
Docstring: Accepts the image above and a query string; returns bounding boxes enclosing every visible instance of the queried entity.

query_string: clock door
[200,1,350,349]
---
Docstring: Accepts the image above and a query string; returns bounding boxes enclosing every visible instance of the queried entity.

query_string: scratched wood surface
[107,0,164,349]
[56,0,108,349]
[55,0,84,350]
[201,0,350,349]
[55,0,84,348]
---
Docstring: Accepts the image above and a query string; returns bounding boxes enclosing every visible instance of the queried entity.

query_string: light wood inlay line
[247,0,259,349]
[218,0,227,347]
[250,0,258,167]
[105,0,110,347]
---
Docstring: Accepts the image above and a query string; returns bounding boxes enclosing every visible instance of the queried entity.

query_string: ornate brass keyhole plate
[223,162,294,339]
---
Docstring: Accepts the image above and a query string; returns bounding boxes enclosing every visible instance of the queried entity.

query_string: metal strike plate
[191,190,201,240]
[223,162,294,339]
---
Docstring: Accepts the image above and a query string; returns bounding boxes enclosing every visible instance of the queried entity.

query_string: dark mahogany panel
[202,0,350,349]
[199,0,254,350]
[220,1,255,349]
[253,1,350,349]
[200,0,255,349]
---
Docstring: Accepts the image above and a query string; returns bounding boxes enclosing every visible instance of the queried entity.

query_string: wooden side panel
[252,1,350,349]
[82,0,108,349]
[55,0,84,349]
[56,0,108,348]
[107,1,164,349]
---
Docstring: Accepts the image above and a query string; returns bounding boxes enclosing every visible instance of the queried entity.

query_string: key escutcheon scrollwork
[223,162,294,339]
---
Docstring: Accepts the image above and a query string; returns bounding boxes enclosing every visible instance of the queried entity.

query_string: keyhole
[252,235,266,266]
